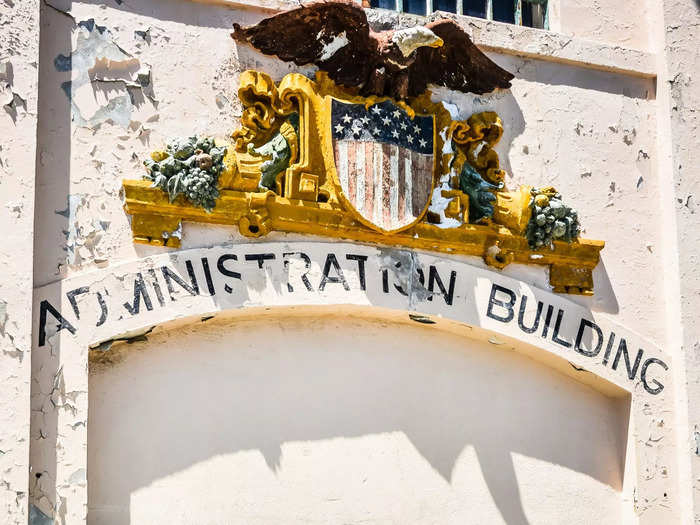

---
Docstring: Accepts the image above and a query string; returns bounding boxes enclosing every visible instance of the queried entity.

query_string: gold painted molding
[123,181,603,295]
[123,71,604,295]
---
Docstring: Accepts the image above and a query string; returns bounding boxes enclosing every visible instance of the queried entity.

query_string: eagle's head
[390,26,444,58]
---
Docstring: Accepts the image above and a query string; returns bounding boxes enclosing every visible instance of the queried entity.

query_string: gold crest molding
[122,71,604,295]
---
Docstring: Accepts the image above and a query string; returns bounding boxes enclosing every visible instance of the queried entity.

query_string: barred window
[369,0,548,30]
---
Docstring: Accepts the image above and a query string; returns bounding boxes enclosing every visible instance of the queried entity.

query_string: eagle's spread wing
[408,20,514,97]
[232,2,373,88]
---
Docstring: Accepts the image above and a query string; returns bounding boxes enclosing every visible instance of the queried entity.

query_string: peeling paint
[66,468,86,486]
[317,30,349,62]
[162,222,182,241]
[378,248,431,305]
[0,300,6,336]
[215,92,229,109]
[1,60,27,123]
[90,325,156,352]
[54,19,155,129]
[0,60,13,103]
[134,27,152,44]
[408,313,436,324]
[428,128,461,228]
[55,194,110,267]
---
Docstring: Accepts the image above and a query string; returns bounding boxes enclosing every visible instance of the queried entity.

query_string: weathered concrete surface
[430,12,657,78]
[14,0,700,523]
[0,0,39,523]
[556,0,651,51]
[656,0,700,522]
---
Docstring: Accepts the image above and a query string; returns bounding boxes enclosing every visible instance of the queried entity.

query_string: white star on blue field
[332,99,434,154]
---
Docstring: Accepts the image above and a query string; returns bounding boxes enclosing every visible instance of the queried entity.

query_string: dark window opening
[522,2,533,27]
[370,0,396,9]
[369,0,548,31]
[404,0,427,15]
[492,0,516,24]
[434,0,458,14]
[463,0,487,18]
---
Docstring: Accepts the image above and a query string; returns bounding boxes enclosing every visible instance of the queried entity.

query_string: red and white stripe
[334,141,433,231]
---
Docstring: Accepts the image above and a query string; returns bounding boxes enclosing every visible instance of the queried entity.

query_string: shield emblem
[331,99,435,233]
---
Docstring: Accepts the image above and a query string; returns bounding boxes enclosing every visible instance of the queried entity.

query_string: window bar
[456,0,463,15]
[396,0,403,13]
[514,0,522,25]
[426,0,433,16]
[486,0,493,21]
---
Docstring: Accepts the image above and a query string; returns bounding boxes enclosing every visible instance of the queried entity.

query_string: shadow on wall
[88,316,629,525]
[80,0,257,29]
[493,54,656,100]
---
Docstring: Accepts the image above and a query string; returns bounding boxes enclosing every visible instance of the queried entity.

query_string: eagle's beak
[392,27,444,57]
[429,37,444,48]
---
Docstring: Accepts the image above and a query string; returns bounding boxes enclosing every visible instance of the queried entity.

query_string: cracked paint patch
[1,60,27,123]
[0,298,23,361]
[54,19,155,130]
[162,222,182,241]
[55,194,110,268]
[378,248,431,305]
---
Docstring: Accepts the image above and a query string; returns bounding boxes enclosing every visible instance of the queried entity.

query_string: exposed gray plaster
[29,503,53,525]
[66,468,86,486]
[378,249,431,307]
[134,28,151,44]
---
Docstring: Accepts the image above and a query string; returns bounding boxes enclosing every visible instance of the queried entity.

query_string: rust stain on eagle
[231,1,514,100]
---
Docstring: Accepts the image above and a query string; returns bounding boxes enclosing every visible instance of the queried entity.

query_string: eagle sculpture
[232,1,514,100]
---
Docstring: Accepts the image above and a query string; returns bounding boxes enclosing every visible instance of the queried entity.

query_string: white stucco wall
[556,0,652,50]
[88,316,629,525]
[0,1,39,524]
[0,0,694,523]
[655,0,700,521]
